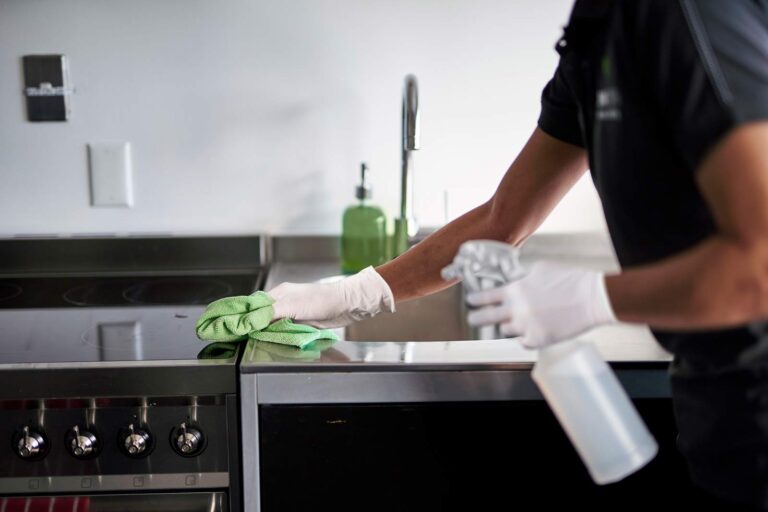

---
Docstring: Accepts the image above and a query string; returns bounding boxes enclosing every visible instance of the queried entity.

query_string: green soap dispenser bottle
[341,163,388,274]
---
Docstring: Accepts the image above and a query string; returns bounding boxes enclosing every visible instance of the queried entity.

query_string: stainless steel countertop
[242,233,672,373]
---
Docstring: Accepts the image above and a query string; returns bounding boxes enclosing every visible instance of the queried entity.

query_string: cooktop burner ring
[62,281,126,307]
[122,278,233,306]
[61,277,235,307]
[0,283,23,303]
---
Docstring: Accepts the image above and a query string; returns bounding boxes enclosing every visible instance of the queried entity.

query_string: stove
[0,236,267,511]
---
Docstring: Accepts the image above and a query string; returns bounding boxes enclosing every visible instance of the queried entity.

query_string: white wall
[0,0,607,236]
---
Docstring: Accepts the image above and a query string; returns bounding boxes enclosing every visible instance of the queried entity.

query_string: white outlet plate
[88,142,133,207]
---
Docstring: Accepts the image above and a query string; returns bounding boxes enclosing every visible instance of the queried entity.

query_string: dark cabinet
[259,399,703,511]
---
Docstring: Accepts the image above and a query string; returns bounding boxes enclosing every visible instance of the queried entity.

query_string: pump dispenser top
[356,163,372,200]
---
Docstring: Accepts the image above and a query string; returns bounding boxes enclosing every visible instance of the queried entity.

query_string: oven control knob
[15,426,46,460]
[67,425,99,458]
[122,423,151,456]
[174,422,204,455]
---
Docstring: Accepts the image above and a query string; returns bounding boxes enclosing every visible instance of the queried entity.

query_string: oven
[0,236,268,511]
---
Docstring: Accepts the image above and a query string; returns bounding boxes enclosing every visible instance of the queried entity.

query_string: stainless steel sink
[344,285,474,342]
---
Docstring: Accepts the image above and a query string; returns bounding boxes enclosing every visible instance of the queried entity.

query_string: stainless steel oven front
[0,391,239,509]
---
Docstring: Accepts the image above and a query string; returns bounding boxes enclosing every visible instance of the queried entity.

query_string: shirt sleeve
[538,63,585,148]
[636,0,768,171]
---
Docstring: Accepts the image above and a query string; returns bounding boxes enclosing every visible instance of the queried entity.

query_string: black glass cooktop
[0,272,264,365]
[0,273,263,309]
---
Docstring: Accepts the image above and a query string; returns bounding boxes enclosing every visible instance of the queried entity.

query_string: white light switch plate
[88,142,133,207]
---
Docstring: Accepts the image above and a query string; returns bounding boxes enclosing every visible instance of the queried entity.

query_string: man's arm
[607,122,768,329]
[377,127,587,303]
[269,127,586,328]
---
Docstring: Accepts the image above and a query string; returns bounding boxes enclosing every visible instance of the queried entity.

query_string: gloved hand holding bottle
[465,260,617,348]
[442,239,657,485]
[441,239,617,346]
[269,266,395,329]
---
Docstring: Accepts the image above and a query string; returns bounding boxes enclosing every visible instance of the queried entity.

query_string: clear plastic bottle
[532,340,658,484]
[341,163,388,274]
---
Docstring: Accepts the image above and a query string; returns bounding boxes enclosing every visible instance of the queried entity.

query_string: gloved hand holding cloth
[197,265,395,350]
[269,266,396,328]
[195,290,339,350]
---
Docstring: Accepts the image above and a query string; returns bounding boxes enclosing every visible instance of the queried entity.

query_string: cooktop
[0,272,263,365]
[0,274,261,308]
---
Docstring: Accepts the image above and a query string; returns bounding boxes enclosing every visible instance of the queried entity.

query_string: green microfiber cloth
[195,291,339,350]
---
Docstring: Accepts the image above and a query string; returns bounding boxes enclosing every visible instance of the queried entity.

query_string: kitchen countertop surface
[242,233,672,373]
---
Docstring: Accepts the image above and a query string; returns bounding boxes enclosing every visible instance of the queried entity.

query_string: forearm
[607,235,768,329]
[608,123,768,331]
[376,202,501,302]
[377,128,587,303]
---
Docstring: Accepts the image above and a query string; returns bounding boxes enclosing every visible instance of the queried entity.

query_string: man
[270,1,768,508]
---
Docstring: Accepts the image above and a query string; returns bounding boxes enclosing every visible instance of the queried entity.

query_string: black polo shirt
[538,0,768,506]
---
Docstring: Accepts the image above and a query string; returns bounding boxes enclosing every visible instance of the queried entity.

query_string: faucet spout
[396,75,419,252]
[402,75,419,152]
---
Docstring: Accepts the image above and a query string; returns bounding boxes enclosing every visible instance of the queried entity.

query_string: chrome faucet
[393,75,420,256]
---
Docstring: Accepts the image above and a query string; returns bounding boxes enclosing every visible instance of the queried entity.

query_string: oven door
[0,492,227,512]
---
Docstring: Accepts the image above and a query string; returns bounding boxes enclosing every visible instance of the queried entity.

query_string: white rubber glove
[269,266,396,329]
[466,261,617,349]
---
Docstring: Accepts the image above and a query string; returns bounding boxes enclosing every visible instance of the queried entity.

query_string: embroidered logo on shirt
[596,86,622,121]
[596,56,621,121]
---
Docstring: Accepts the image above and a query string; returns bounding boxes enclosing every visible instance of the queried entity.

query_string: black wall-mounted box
[23,54,71,122]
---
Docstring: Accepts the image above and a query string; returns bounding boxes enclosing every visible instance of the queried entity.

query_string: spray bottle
[441,240,658,484]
